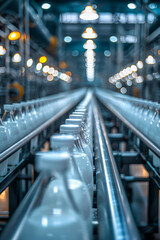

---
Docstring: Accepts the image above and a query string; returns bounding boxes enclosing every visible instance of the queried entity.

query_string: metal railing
[93,99,140,240]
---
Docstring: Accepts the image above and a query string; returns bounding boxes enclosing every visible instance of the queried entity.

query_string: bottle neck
[14,108,22,120]
[52,145,73,152]
[2,110,14,122]
[74,136,84,152]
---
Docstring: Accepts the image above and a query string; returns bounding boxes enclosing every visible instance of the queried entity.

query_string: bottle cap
[3,104,12,111]
[60,124,80,134]
[50,134,74,149]
[74,109,87,113]
[35,151,70,172]
[72,112,86,115]
[69,114,84,120]
[77,105,86,108]
[65,119,82,126]
[13,103,21,109]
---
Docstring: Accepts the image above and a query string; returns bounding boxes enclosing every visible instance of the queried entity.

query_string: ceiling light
[131,65,137,72]
[126,80,132,86]
[43,65,49,73]
[127,3,137,9]
[104,50,111,57]
[66,71,72,77]
[149,3,157,9]
[85,62,95,67]
[126,67,132,74]
[85,57,96,63]
[47,75,54,81]
[122,69,128,76]
[136,61,143,69]
[83,40,97,50]
[41,3,51,10]
[60,73,69,81]
[120,87,127,94]
[72,50,79,56]
[110,36,118,42]
[53,70,58,77]
[145,55,156,65]
[116,82,122,89]
[12,53,21,63]
[26,58,33,67]
[64,36,72,43]
[8,31,21,41]
[136,76,144,83]
[39,56,47,63]
[48,67,55,74]
[84,50,96,57]
[0,45,6,55]
[80,5,99,21]
[132,72,137,78]
[82,27,98,39]
[36,63,42,71]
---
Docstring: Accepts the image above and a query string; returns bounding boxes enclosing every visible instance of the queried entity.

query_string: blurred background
[0,0,160,104]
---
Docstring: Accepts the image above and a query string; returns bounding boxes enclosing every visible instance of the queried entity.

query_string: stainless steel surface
[0,89,85,163]
[0,175,43,240]
[93,99,140,240]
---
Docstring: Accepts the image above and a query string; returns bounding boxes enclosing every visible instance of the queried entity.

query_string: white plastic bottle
[60,124,93,166]
[2,105,21,167]
[12,104,28,138]
[50,134,93,236]
[0,109,8,176]
[17,152,89,240]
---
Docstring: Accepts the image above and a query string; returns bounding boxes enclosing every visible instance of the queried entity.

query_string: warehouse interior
[0,0,160,239]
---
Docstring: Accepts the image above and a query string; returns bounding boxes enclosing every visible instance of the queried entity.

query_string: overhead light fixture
[64,36,72,43]
[59,73,71,82]
[53,69,58,77]
[148,3,157,9]
[41,3,51,10]
[104,50,111,57]
[136,76,144,83]
[80,5,99,21]
[8,31,21,41]
[26,58,33,67]
[48,67,55,74]
[0,45,6,55]
[66,71,72,77]
[47,74,54,81]
[110,36,118,43]
[85,57,96,63]
[120,87,127,94]
[136,61,143,69]
[127,80,133,86]
[127,3,137,9]
[85,63,95,68]
[145,55,156,65]
[39,56,47,63]
[84,49,96,57]
[126,67,132,75]
[83,40,97,50]
[82,27,98,39]
[131,65,137,72]
[72,50,79,56]
[116,82,122,89]
[36,63,42,71]
[12,53,21,63]
[43,65,49,73]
